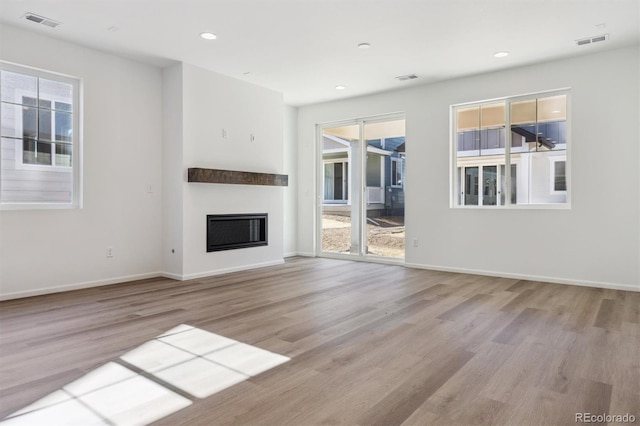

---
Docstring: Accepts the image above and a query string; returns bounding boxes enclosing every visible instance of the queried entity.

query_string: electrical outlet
[106,247,114,258]
[412,238,419,247]
[222,128,228,138]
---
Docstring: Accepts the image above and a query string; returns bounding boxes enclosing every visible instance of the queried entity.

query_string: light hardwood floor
[1,257,638,425]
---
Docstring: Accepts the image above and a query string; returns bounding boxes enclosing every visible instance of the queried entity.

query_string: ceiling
[1,0,638,106]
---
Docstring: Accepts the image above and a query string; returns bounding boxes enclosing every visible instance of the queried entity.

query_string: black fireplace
[206,214,268,252]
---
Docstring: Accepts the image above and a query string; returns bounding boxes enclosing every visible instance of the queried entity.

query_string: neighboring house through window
[0,63,80,207]
[452,90,569,207]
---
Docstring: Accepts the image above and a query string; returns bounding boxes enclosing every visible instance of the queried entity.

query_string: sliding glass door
[318,116,405,260]
[319,124,360,255]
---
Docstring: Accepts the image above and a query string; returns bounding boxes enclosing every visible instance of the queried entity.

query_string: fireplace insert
[206,214,268,252]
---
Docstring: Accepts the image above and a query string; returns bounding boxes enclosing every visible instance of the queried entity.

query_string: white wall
[179,63,285,278]
[161,63,184,278]
[0,27,288,298]
[1,22,636,298]
[298,46,640,290]
[0,24,163,299]
[283,105,298,256]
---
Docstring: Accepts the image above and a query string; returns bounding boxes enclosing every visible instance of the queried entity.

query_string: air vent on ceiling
[24,13,61,28]
[575,34,608,46]
[396,74,418,81]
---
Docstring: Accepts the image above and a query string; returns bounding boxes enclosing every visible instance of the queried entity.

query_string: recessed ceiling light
[200,32,217,40]
[358,43,371,49]
[493,51,509,58]
[335,85,346,90]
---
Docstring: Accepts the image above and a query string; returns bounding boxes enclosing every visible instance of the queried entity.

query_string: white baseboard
[284,252,315,258]
[5,260,632,301]
[404,262,640,293]
[165,259,285,281]
[0,272,164,301]
[159,271,183,281]
[295,252,316,257]
[1,260,289,301]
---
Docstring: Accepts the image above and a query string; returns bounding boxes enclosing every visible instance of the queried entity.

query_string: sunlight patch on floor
[3,325,290,425]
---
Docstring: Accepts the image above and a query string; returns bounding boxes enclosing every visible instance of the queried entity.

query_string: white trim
[317,111,405,127]
[0,259,292,300]
[0,202,80,210]
[404,262,640,293]
[4,259,635,301]
[295,251,317,257]
[322,146,391,156]
[323,148,349,154]
[367,146,393,156]
[452,87,572,108]
[160,271,183,281]
[454,203,570,210]
[284,252,316,258]
[177,259,285,280]
[0,272,164,301]
[318,251,404,266]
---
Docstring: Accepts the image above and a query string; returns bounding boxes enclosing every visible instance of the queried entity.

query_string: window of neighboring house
[323,160,348,202]
[452,90,569,207]
[391,157,403,188]
[551,159,567,192]
[0,63,80,208]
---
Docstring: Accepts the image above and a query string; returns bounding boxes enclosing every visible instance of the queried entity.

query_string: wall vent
[24,13,61,28]
[575,34,608,46]
[396,74,418,81]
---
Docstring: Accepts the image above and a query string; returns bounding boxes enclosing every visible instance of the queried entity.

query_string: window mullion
[35,77,40,162]
[460,167,465,206]
[505,100,511,206]
[478,167,484,206]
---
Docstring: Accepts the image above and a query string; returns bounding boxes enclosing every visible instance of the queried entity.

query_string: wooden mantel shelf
[188,168,288,187]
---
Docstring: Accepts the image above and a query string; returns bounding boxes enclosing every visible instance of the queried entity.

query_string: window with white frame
[391,157,403,188]
[0,63,80,207]
[452,90,569,207]
[550,158,567,193]
[323,160,349,203]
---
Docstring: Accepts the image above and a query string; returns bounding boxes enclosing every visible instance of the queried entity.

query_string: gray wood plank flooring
[1,257,638,425]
